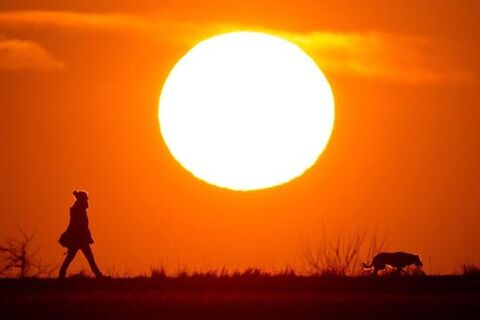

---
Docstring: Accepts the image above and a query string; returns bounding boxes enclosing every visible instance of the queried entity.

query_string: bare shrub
[0,229,54,278]
[303,227,388,276]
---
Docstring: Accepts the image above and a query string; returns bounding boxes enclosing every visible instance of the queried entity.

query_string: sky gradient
[0,1,479,274]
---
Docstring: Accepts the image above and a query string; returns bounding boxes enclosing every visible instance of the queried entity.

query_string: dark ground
[1,275,479,319]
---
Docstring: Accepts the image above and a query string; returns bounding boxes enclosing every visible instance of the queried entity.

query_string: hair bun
[73,190,88,201]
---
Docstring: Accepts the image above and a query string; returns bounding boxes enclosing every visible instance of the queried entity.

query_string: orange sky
[0,1,479,274]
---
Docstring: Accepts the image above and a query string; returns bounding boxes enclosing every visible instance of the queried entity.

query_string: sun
[159,32,335,191]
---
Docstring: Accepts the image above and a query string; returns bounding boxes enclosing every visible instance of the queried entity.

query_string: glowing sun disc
[159,32,335,191]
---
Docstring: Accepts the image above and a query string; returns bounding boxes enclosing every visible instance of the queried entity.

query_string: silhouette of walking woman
[58,191,103,279]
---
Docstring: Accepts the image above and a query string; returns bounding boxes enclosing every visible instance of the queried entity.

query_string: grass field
[1,274,479,319]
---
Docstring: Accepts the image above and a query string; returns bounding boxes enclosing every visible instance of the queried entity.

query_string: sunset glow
[0,1,479,277]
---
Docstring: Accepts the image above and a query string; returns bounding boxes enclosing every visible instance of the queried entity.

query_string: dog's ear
[73,191,78,196]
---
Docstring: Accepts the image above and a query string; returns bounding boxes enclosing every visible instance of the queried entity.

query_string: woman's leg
[59,247,78,279]
[80,245,103,278]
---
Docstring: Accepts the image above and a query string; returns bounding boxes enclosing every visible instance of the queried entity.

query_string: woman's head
[73,190,89,208]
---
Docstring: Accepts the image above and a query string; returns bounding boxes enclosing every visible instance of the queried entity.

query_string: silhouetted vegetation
[303,228,388,275]
[462,263,480,276]
[0,229,54,278]
[0,226,477,320]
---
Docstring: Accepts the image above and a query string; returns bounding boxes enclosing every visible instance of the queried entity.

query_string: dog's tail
[362,262,373,269]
